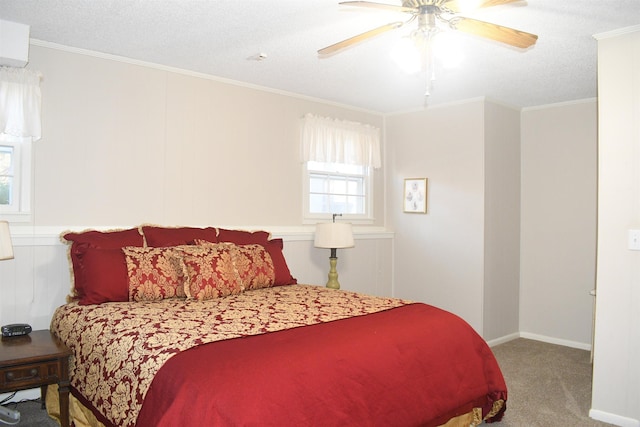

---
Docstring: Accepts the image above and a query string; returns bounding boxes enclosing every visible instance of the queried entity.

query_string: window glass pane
[309,194,328,213]
[352,195,365,214]
[0,146,13,206]
[0,177,11,205]
[330,179,347,194]
[305,161,371,218]
[0,137,31,218]
[351,196,364,214]
[0,147,12,173]
[309,176,326,193]
[346,178,359,195]
[349,178,359,193]
[328,194,347,213]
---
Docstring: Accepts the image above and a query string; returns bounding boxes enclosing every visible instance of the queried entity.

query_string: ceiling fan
[318,0,538,56]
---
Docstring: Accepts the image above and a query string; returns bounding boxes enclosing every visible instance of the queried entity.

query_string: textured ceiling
[1,0,639,113]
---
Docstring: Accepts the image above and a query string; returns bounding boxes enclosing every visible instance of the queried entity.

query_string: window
[0,135,31,220]
[299,113,380,224]
[303,161,373,223]
[0,66,40,222]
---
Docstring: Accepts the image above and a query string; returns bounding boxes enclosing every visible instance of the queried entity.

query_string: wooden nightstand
[0,330,72,427]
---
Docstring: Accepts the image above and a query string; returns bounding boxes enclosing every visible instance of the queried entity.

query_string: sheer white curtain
[300,113,381,168]
[0,66,42,141]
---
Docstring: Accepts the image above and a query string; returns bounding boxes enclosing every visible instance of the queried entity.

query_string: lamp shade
[0,220,14,260]
[314,222,354,249]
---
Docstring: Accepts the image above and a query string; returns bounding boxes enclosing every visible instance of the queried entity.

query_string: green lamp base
[326,256,340,289]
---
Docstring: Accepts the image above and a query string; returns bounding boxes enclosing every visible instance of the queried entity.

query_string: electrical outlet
[0,405,20,422]
[629,229,640,251]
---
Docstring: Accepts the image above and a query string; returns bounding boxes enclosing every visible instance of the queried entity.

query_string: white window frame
[302,161,374,225]
[0,135,32,222]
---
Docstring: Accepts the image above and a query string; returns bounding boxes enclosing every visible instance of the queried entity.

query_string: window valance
[300,113,381,169]
[0,66,42,141]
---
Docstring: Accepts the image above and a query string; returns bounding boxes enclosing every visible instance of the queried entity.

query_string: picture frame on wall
[403,178,427,213]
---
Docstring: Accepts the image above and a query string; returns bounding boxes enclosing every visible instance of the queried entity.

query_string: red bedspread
[136,303,506,427]
[51,285,412,426]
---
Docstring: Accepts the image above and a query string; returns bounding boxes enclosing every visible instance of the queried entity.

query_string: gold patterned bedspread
[50,284,411,427]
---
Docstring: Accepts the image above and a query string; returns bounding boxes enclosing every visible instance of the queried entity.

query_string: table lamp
[314,214,354,289]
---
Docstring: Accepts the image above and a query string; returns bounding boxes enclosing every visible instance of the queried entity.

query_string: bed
[47,225,507,427]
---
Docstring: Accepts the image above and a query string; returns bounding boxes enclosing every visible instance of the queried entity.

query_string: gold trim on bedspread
[50,284,411,427]
[46,384,107,427]
[46,384,504,427]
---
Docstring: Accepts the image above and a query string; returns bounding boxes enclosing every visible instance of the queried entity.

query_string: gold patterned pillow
[123,246,187,301]
[230,244,276,291]
[194,240,276,291]
[177,244,244,301]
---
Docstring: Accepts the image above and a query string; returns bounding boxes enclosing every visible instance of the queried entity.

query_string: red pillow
[142,226,218,247]
[216,228,270,245]
[62,228,144,300]
[76,246,130,305]
[63,228,144,248]
[263,238,297,286]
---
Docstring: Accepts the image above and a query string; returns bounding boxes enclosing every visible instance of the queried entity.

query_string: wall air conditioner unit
[0,19,30,67]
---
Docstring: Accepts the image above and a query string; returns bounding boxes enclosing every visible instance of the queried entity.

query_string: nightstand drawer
[0,330,72,427]
[0,360,61,390]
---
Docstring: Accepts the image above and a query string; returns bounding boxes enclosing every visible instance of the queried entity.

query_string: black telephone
[1,323,32,337]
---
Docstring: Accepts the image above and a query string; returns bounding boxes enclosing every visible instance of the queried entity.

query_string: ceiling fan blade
[339,1,416,13]
[453,17,538,48]
[318,21,405,56]
[475,0,524,7]
[443,0,523,13]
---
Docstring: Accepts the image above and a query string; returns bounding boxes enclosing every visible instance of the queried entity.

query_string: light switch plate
[628,229,640,251]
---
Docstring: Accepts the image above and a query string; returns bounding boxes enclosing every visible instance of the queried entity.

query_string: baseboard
[486,332,591,351]
[486,333,520,347]
[519,332,591,351]
[589,409,640,427]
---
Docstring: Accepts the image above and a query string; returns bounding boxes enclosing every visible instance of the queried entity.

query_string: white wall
[385,100,486,333]
[483,102,521,341]
[0,241,69,331]
[520,100,598,348]
[591,26,640,427]
[28,44,386,227]
[385,99,522,338]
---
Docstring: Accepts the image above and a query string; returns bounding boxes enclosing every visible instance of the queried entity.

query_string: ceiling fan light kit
[319,0,538,97]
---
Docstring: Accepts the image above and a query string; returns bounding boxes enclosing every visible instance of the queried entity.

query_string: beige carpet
[491,338,613,426]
